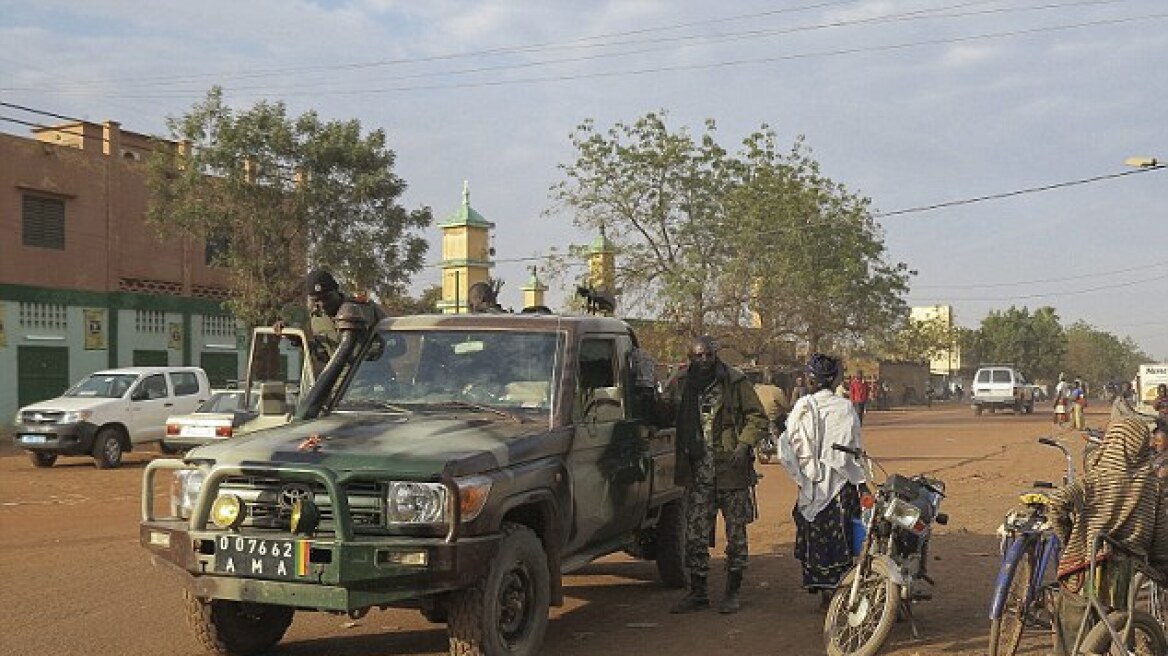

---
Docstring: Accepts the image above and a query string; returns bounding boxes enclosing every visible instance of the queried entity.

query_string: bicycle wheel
[988,550,1035,656]
[1080,610,1166,656]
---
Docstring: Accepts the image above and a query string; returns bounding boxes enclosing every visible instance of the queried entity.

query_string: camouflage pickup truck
[140,306,685,656]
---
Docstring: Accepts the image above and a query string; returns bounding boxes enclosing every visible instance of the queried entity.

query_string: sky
[2,0,1166,358]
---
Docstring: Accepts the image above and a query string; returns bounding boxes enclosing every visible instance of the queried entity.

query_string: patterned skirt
[793,484,861,591]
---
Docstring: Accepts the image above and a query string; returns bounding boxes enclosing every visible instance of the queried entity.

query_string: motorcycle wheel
[824,561,899,656]
[987,551,1033,656]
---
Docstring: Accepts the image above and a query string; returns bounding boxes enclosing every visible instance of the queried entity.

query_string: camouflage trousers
[683,450,754,578]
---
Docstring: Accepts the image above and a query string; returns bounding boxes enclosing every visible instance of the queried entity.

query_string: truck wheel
[29,452,57,468]
[448,522,549,656]
[183,590,293,656]
[92,428,124,469]
[974,405,983,416]
[654,499,687,588]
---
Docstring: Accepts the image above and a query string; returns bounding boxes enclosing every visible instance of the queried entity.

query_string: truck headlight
[60,410,93,424]
[386,482,447,525]
[170,469,206,519]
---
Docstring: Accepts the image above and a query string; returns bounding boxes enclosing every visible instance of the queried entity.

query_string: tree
[146,87,431,327]
[873,313,955,364]
[382,285,442,316]
[1064,321,1149,389]
[549,111,736,337]
[721,130,912,354]
[549,112,910,353]
[973,306,1066,381]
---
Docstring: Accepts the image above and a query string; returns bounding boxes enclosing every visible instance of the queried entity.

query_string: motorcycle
[823,444,948,656]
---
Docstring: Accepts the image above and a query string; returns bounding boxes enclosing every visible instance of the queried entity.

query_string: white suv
[12,366,210,468]
[970,365,1035,415]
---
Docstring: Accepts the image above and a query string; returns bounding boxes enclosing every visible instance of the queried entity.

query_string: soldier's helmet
[306,269,339,296]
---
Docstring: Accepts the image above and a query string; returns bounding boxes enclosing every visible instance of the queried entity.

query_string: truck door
[565,335,650,552]
[129,373,173,444]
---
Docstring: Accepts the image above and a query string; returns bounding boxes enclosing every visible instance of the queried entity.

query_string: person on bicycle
[1047,417,1168,656]
[778,352,866,609]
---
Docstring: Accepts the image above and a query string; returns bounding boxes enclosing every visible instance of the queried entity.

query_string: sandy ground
[0,403,1101,656]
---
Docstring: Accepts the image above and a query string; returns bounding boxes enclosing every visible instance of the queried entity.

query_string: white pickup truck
[12,366,210,468]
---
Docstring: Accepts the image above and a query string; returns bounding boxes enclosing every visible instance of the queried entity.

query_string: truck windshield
[338,329,561,417]
[65,373,139,399]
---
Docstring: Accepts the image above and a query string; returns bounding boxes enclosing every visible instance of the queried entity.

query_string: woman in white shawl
[779,353,866,606]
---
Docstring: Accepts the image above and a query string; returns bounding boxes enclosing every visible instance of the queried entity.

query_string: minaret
[437,181,495,314]
[521,265,548,310]
[588,225,616,294]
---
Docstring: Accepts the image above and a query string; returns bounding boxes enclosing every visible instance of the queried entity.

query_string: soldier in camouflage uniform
[300,269,385,371]
[669,336,769,614]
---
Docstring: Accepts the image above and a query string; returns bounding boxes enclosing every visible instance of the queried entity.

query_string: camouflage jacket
[670,364,768,489]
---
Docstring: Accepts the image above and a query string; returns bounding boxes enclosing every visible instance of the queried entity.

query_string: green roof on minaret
[589,224,615,254]
[441,180,495,228]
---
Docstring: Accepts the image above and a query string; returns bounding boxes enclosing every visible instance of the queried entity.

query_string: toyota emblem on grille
[278,483,314,509]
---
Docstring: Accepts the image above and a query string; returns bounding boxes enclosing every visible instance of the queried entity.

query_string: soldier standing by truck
[668,336,769,615]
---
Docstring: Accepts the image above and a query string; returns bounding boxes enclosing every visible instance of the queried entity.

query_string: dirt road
[0,404,1100,656]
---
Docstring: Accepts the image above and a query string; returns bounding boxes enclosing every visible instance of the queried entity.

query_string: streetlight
[1125,156,1162,168]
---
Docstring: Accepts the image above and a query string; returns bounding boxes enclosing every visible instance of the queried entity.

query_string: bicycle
[987,437,1075,656]
[1066,533,1168,655]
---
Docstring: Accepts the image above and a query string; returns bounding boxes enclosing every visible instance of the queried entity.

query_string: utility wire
[6,6,1160,99]
[874,169,1159,218]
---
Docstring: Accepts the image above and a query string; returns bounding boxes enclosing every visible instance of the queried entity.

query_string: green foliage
[549,111,734,336]
[873,313,955,363]
[146,87,431,327]
[383,285,442,316]
[970,306,1066,381]
[1064,320,1150,387]
[723,130,911,354]
[549,112,910,352]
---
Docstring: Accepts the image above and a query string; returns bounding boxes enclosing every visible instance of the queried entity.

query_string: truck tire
[448,522,549,656]
[974,405,983,416]
[183,590,293,656]
[654,499,687,588]
[92,428,124,469]
[29,452,57,468]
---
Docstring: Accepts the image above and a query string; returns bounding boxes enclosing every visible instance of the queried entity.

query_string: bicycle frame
[989,529,1061,620]
[1070,533,1152,655]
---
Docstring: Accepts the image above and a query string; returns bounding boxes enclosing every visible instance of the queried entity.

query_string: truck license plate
[213,536,311,579]
[20,434,47,444]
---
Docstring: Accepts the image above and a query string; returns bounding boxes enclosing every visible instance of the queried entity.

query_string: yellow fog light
[210,495,246,529]
[291,498,321,536]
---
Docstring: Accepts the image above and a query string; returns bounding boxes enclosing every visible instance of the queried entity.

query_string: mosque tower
[437,181,495,314]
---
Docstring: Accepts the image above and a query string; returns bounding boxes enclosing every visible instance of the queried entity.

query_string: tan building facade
[0,121,244,419]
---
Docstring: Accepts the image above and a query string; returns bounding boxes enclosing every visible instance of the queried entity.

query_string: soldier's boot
[718,570,743,614]
[669,575,709,613]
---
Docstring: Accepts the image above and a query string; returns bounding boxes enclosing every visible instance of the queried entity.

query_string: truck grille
[20,410,64,425]
[218,476,385,533]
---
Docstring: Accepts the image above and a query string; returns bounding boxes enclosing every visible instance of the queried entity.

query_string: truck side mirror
[630,348,658,390]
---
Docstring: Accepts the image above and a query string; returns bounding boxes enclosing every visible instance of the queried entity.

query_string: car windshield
[197,391,249,413]
[64,373,139,399]
[336,329,562,419]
